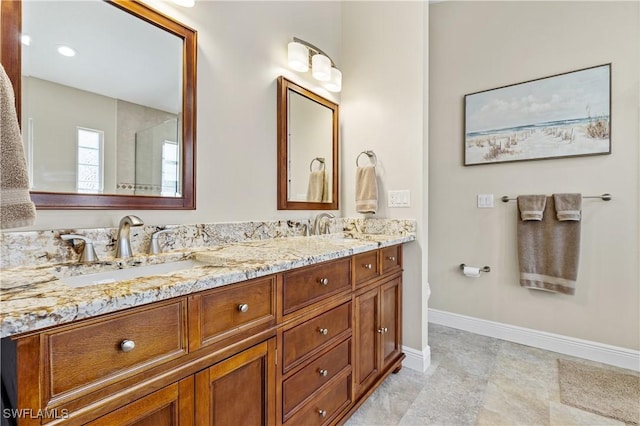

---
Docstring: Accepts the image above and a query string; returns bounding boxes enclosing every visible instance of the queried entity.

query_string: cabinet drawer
[45,300,187,402]
[354,251,380,286]
[189,276,276,351]
[283,339,351,420]
[285,372,352,426]
[381,245,402,275]
[282,302,351,372]
[282,258,351,315]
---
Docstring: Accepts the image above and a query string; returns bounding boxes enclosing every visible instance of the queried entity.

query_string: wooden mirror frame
[0,0,197,210]
[277,76,339,210]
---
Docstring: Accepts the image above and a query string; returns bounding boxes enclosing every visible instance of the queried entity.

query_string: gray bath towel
[517,196,581,295]
[517,195,547,221]
[0,64,36,229]
[554,193,582,221]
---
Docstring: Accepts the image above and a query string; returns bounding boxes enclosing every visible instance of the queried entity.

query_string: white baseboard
[402,344,431,372]
[429,309,640,372]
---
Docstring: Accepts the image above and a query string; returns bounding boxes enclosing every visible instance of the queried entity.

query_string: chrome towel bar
[501,193,612,203]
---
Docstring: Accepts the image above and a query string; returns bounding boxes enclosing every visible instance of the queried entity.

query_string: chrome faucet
[313,212,335,235]
[61,234,99,263]
[115,215,144,258]
[149,228,173,255]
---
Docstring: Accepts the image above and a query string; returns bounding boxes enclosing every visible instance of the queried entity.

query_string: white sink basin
[54,259,207,288]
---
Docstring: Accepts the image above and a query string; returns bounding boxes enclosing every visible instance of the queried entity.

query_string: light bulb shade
[312,54,331,81]
[325,67,342,92]
[288,42,309,72]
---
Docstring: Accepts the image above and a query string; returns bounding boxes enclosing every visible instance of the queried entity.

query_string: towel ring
[356,150,377,167]
[310,157,325,172]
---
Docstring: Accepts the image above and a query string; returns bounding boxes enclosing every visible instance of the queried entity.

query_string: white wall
[23,1,342,229]
[429,1,639,350]
[341,2,429,358]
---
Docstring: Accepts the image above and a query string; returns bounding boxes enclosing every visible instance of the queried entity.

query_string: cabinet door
[195,339,275,426]
[380,277,402,370]
[353,287,380,397]
[85,377,194,426]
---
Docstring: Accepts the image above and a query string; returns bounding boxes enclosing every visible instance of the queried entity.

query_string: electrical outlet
[477,194,494,208]
[388,190,411,207]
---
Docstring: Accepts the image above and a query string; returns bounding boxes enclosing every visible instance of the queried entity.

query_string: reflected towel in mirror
[307,170,328,202]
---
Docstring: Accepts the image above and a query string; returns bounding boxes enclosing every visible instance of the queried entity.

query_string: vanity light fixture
[287,37,341,93]
[172,0,195,7]
[57,45,76,57]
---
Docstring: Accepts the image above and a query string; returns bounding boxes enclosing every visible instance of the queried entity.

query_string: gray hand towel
[356,166,377,214]
[1,64,36,229]
[517,196,581,295]
[553,193,582,221]
[517,195,547,221]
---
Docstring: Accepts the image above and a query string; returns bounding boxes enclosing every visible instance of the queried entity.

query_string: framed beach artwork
[464,64,611,166]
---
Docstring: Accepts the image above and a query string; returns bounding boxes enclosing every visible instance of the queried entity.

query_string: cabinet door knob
[120,339,135,352]
[318,328,328,335]
[319,277,329,285]
[363,263,373,269]
[319,369,328,377]
[384,327,388,333]
[378,328,384,334]
[318,409,327,418]
[387,256,396,261]
[238,303,249,313]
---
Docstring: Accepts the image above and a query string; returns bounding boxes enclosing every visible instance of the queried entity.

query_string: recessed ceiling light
[172,0,195,7]
[57,45,76,57]
[21,34,31,46]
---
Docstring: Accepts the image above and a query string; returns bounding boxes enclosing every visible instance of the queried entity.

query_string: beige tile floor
[345,323,637,426]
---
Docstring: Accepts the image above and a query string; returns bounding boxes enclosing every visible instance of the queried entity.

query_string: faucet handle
[149,229,173,254]
[61,234,99,263]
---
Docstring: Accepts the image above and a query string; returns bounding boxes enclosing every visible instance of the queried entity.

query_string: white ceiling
[22,0,183,114]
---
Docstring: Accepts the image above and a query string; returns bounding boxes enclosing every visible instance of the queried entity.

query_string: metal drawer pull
[319,277,329,285]
[319,369,328,377]
[318,328,328,335]
[120,339,135,352]
[238,303,249,312]
[318,410,327,418]
[387,256,396,261]
[363,263,373,269]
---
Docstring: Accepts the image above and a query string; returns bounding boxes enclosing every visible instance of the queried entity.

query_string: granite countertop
[0,233,414,338]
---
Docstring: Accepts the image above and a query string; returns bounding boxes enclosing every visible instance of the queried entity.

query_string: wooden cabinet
[195,339,276,426]
[1,244,405,426]
[86,377,194,426]
[353,261,403,400]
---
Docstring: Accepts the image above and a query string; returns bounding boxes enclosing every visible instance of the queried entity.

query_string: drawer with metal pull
[282,258,351,315]
[282,302,351,373]
[284,370,352,426]
[188,275,276,351]
[43,299,187,404]
[381,245,402,275]
[354,250,380,287]
[282,338,351,421]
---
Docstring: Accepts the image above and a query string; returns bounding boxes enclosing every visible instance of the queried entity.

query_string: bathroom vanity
[0,232,412,425]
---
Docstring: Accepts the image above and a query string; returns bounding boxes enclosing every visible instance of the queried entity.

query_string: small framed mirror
[277,76,339,210]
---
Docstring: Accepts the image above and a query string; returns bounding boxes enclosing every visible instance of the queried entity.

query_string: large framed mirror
[0,0,196,209]
[277,76,338,210]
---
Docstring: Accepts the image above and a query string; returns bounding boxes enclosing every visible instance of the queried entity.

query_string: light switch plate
[477,194,494,208]
[388,190,411,207]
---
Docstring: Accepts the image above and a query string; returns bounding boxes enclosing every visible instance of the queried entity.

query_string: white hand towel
[1,64,36,229]
[356,166,377,214]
